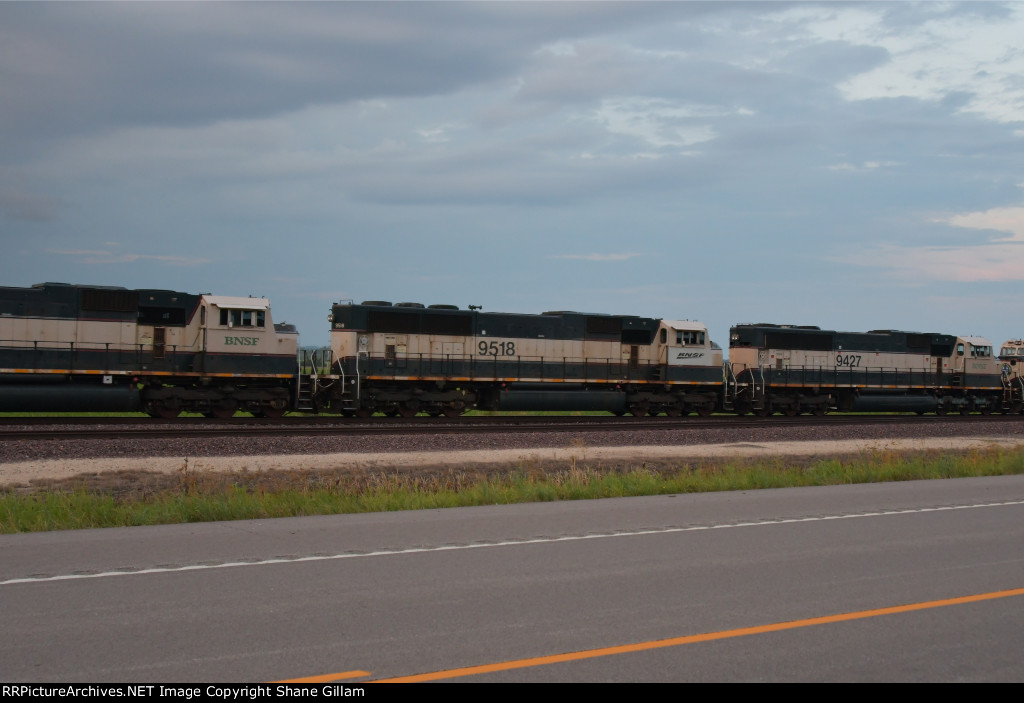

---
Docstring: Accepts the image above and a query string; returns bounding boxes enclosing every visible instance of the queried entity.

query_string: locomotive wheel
[397,404,419,418]
[754,407,772,417]
[629,404,648,417]
[148,401,181,419]
[979,406,992,416]
[664,407,682,418]
[205,400,238,420]
[812,406,827,417]
[959,407,971,416]
[935,407,947,416]
[784,406,799,417]
[261,405,286,419]
[442,406,464,418]
[696,407,713,418]
[354,407,374,419]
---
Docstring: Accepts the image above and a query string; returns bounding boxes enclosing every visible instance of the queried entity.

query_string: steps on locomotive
[294,374,317,412]
[295,347,339,414]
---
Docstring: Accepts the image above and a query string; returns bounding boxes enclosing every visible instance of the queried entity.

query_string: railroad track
[0,414,1019,442]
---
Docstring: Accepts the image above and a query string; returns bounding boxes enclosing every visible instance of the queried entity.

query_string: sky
[3,1,1024,349]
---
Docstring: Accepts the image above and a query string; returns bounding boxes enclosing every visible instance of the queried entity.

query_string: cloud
[47,249,210,267]
[827,161,901,172]
[942,205,1024,242]
[839,242,1024,283]
[0,3,698,157]
[817,3,1024,123]
[593,98,718,151]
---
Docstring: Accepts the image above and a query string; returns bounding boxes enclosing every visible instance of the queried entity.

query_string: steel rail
[0,414,1019,442]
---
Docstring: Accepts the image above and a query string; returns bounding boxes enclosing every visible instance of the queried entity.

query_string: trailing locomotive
[323,301,724,417]
[729,324,1007,416]
[0,282,298,417]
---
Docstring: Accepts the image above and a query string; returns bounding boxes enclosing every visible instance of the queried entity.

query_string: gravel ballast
[2,419,1023,487]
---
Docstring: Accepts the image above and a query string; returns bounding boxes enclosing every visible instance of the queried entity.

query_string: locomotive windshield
[219,309,265,328]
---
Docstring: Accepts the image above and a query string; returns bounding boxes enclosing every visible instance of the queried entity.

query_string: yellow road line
[273,670,371,683]
[368,587,1024,682]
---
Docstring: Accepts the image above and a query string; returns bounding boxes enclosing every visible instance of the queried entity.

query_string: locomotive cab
[659,320,722,367]
[952,336,998,376]
[199,296,299,374]
[999,340,1024,363]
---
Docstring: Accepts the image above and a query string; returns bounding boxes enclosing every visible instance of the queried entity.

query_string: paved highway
[2,476,1022,682]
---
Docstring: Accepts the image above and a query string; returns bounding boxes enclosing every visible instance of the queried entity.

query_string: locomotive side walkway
[3,435,1024,487]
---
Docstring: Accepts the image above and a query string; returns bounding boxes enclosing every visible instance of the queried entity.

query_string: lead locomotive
[0,283,297,417]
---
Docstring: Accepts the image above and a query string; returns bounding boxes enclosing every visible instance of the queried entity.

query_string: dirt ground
[4,435,1024,499]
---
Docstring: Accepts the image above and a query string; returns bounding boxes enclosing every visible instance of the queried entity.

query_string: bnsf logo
[225,336,260,346]
[675,352,705,359]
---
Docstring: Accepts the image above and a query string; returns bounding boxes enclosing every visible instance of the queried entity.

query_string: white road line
[3,500,1021,586]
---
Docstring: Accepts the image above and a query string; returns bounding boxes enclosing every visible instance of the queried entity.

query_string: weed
[2,445,1022,533]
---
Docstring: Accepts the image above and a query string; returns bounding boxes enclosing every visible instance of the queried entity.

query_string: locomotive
[2,282,1021,417]
[729,325,1008,416]
[322,301,723,417]
[0,282,298,417]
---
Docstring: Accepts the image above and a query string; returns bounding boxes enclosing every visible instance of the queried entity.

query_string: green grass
[2,445,1023,533]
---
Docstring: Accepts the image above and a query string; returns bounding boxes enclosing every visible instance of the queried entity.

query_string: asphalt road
[2,476,1022,682]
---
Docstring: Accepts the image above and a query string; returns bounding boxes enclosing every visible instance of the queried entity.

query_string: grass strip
[2,446,1023,533]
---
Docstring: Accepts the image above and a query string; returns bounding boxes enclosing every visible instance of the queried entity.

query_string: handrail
[734,363,1014,390]
[362,352,682,382]
[0,339,195,373]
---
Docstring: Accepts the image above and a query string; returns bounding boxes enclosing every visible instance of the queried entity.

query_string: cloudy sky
[3,1,1024,348]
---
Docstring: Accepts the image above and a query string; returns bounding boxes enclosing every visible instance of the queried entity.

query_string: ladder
[335,353,365,414]
[721,361,738,411]
[295,348,335,413]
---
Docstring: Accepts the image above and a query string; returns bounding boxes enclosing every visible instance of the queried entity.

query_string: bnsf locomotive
[1,282,1022,417]
[729,325,1009,416]
[0,283,298,417]
[323,301,724,417]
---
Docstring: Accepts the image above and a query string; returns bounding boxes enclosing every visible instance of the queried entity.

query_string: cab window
[219,309,266,328]
[676,330,706,345]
